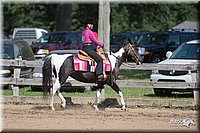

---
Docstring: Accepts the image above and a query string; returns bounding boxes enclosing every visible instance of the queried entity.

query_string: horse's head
[123,38,142,65]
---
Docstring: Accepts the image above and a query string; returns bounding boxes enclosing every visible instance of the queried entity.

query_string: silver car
[150,40,199,96]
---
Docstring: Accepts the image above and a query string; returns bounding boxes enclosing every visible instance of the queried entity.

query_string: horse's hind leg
[50,79,63,110]
[108,80,126,111]
[57,89,66,109]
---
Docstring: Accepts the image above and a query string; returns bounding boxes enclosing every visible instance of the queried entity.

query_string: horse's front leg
[93,89,102,111]
[118,91,126,111]
[108,80,126,111]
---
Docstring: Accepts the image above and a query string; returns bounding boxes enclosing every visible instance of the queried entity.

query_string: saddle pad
[73,56,111,72]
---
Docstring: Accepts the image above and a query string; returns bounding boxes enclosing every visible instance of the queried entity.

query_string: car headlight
[138,47,145,54]
[0,70,11,74]
[152,70,159,74]
[37,49,49,55]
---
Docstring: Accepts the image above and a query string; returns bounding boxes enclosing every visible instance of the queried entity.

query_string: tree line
[3,2,199,35]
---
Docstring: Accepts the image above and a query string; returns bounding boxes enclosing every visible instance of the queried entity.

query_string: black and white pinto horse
[42,40,142,111]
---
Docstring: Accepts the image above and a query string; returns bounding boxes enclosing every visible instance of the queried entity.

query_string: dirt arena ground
[1,103,199,132]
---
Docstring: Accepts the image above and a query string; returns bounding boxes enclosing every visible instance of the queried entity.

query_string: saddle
[76,48,109,81]
[77,48,106,62]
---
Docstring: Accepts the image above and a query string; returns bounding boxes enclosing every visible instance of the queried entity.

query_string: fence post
[98,0,110,100]
[12,57,22,96]
[193,88,199,106]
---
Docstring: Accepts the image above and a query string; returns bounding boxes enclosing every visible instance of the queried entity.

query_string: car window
[180,33,192,43]
[64,33,81,49]
[16,41,35,60]
[192,33,200,40]
[150,34,166,45]
[110,35,127,46]
[1,44,14,59]
[167,34,180,45]
[170,43,200,60]
[13,44,21,59]
[35,33,49,43]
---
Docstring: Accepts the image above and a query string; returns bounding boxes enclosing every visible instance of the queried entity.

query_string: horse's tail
[42,55,53,98]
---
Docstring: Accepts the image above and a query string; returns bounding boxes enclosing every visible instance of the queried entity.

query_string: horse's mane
[112,39,132,53]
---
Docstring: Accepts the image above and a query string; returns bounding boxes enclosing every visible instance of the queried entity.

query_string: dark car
[110,31,149,52]
[3,32,9,39]
[1,39,35,88]
[135,30,200,63]
[30,31,83,59]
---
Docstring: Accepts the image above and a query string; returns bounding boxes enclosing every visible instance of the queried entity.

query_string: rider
[82,17,104,82]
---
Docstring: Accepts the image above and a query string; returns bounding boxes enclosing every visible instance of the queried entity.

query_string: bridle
[103,42,141,65]
[126,43,141,64]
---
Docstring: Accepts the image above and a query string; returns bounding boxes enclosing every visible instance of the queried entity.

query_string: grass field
[2,70,193,100]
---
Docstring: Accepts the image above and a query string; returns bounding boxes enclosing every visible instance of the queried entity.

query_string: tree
[56,4,72,31]
[3,3,198,35]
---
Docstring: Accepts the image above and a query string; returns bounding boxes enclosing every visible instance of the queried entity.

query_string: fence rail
[0,59,199,106]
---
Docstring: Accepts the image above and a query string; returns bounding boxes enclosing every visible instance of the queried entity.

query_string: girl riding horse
[42,37,142,111]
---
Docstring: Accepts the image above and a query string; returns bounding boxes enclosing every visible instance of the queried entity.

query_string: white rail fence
[0,58,199,106]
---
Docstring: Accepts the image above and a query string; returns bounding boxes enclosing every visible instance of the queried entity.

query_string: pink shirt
[82,27,104,47]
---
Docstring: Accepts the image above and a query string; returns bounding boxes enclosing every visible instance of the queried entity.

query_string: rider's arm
[89,31,104,47]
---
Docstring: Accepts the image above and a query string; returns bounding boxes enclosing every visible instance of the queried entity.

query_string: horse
[42,39,142,111]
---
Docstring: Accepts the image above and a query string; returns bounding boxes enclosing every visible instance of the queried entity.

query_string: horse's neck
[109,48,125,69]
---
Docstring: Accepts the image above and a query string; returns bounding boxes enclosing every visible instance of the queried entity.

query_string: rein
[103,43,140,67]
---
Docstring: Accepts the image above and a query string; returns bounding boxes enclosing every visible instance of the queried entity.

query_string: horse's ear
[123,39,129,45]
[128,38,133,45]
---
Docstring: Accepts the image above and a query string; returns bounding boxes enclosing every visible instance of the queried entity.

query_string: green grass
[2,85,193,100]
[118,70,151,81]
[1,70,193,100]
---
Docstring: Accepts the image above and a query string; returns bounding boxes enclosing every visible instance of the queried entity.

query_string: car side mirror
[166,51,172,59]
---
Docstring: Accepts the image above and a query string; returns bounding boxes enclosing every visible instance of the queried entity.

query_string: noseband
[126,43,141,64]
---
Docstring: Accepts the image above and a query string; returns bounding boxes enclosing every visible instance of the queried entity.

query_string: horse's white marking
[50,54,72,78]
[48,54,72,110]
[118,91,125,107]
[108,48,125,71]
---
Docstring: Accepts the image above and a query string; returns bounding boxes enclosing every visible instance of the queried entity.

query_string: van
[12,28,48,45]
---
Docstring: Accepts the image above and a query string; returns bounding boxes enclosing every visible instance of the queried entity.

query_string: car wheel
[151,54,162,63]
[153,88,172,96]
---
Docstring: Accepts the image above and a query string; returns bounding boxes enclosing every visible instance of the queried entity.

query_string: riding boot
[97,74,104,82]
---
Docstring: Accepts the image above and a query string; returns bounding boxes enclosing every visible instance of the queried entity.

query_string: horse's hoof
[121,107,126,111]
[61,102,66,109]
[51,107,55,111]
[93,105,99,111]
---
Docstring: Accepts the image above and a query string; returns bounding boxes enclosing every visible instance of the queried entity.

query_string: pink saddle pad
[73,56,111,72]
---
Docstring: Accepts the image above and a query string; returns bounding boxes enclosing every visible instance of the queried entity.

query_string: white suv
[150,40,199,96]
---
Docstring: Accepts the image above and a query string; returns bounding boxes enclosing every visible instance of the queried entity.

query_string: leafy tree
[3,3,198,35]
[3,4,57,34]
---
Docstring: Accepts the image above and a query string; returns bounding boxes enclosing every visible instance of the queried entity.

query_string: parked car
[13,28,48,45]
[110,31,149,52]
[31,50,93,92]
[1,39,35,88]
[3,32,9,39]
[135,30,200,63]
[150,40,200,96]
[30,31,83,59]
